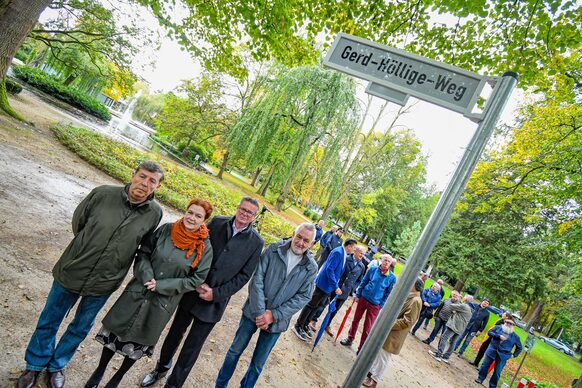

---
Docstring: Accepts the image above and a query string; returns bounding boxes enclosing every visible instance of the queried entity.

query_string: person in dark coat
[472,311,511,367]
[215,223,318,388]
[475,319,522,388]
[313,219,325,244]
[314,225,337,260]
[455,298,490,355]
[85,198,214,388]
[16,161,164,388]
[140,197,264,388]
[318,228,344,268]
[310,245,367,336]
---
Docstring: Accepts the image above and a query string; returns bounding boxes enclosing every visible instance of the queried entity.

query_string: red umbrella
[334,298,356,343]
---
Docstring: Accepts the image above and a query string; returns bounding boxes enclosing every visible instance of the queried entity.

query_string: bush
[303,208,320,221]
[12,65,111,121]
[51,124,294,245]
[5,78,22,95]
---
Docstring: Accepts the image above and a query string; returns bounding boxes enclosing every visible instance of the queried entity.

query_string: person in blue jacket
[313,220,325,244]
[411,283,442,336]
[293,238,357,341]
[475,318,522,388]
[340,254,397,353]
[318,228,344,268]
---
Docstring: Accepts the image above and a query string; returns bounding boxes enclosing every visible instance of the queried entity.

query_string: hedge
[6,78,22,95]
[12,65,111,121]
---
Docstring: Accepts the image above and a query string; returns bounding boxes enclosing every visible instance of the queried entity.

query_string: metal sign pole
[341,72,518,388]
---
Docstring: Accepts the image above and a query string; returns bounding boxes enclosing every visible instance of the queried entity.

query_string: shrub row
[6,78,22,95]
[51,125,294,245]
[12,65,111,121]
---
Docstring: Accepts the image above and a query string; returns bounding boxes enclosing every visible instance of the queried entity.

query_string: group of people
[14,160,523,388]
[15,160,320,388]
[411,285,522,388]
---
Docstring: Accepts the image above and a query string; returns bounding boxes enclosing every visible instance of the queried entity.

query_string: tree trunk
[217,150,229,180]
[250,167,262,186]
[523,300,543,323]
[545,317,556,336]
[0,0,50,119]
[321,194,335,220]
[257,164,276,197]
[454,279,464,292]
[344,215,354,233]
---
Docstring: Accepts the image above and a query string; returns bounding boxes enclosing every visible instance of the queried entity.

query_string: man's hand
[335,288,343,296]
[424,302,430,307]
[256,310,274,330]
[144,279,156,292]
[198,286,214,301]
[500,335,508,341]
[196,283,211,294]
[354,297,359,303]
[476,331,481,337]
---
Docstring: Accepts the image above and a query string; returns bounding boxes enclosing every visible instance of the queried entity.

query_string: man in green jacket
[16,161,164,388]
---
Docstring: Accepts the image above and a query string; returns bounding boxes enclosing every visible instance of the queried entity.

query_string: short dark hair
[414,278,424,292]
[344,238,357,247]
[136,160,164,182]
[239,197,260,211]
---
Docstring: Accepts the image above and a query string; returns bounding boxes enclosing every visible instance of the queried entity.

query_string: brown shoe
[325,327,334,336]
[16,370,39,388]
[362,376,377,387]
[47,370,65,388]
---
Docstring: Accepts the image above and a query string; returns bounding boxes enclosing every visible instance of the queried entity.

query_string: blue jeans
[478,353,507,388]
[426,316,446,343]
[25,281,109,372]
[215,314,281,388]
[455,327,476,354]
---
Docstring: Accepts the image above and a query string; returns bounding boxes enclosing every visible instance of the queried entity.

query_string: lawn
[455,311,581,387]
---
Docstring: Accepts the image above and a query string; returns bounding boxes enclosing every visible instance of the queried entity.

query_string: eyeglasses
[238,206,257,216]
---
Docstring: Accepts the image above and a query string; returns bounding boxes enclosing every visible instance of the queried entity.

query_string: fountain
[108,90,155,150]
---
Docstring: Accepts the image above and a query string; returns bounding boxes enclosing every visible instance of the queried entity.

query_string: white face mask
[502,324,514,334]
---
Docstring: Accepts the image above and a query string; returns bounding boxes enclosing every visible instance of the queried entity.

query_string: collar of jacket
[277,239,312,266]
[123,183,156,208]
[229,216,255,236]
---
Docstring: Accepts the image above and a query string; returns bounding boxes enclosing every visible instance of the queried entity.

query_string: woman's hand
[144,279,157,292]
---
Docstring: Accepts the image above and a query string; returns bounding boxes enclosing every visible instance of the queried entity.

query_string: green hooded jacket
[52,185,163,296]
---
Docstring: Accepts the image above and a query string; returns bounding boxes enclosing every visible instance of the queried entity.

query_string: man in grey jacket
[429,294,473,363]
[215,223,318,388]
[422,290,461,345]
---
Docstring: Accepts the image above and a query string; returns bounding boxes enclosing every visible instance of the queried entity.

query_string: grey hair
[464,294,474,302]
[380,253,393,260]
[136,160,164,182]
[239,197,260,211]
[295,222,316,241]
[354,245,366,253]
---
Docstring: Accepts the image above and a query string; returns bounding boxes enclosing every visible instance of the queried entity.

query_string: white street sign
[324,33,489,116]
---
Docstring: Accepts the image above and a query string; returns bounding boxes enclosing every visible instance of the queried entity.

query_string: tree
[227,65,360,210]
[156,75,225,160]
[0,0,50,119]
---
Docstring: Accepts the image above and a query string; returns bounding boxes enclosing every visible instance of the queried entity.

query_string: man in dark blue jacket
[313,219,325,244]
[475,319,522,388]
[318,228,344,268]
[455,298,490,355]
[311,245,367,336]
[293,239,357,341]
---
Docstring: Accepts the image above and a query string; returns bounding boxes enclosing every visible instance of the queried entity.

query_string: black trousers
[296,286,329,327]
[474,336,492,366]
[157,306,216,388]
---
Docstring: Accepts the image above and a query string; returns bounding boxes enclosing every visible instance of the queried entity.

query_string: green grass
[453,312,581,387]
[51,124,294,244]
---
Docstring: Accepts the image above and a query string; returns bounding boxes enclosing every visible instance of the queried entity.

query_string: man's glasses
[238,207,257,216]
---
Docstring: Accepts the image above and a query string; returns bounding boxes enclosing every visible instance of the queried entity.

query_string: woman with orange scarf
[85,198,214,388]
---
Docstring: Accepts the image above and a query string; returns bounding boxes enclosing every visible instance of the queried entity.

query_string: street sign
[324,33,489,116]
[365,83,409,106]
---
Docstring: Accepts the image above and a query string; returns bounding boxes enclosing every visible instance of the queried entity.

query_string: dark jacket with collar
[486,325,523,361]
[338,254,366,301]
[179,215,264,323]
[243,239,317,333]
[467,306,490,333]
[52,185,162,296]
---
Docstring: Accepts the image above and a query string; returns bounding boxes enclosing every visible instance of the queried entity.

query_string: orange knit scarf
[170,218,209,268]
